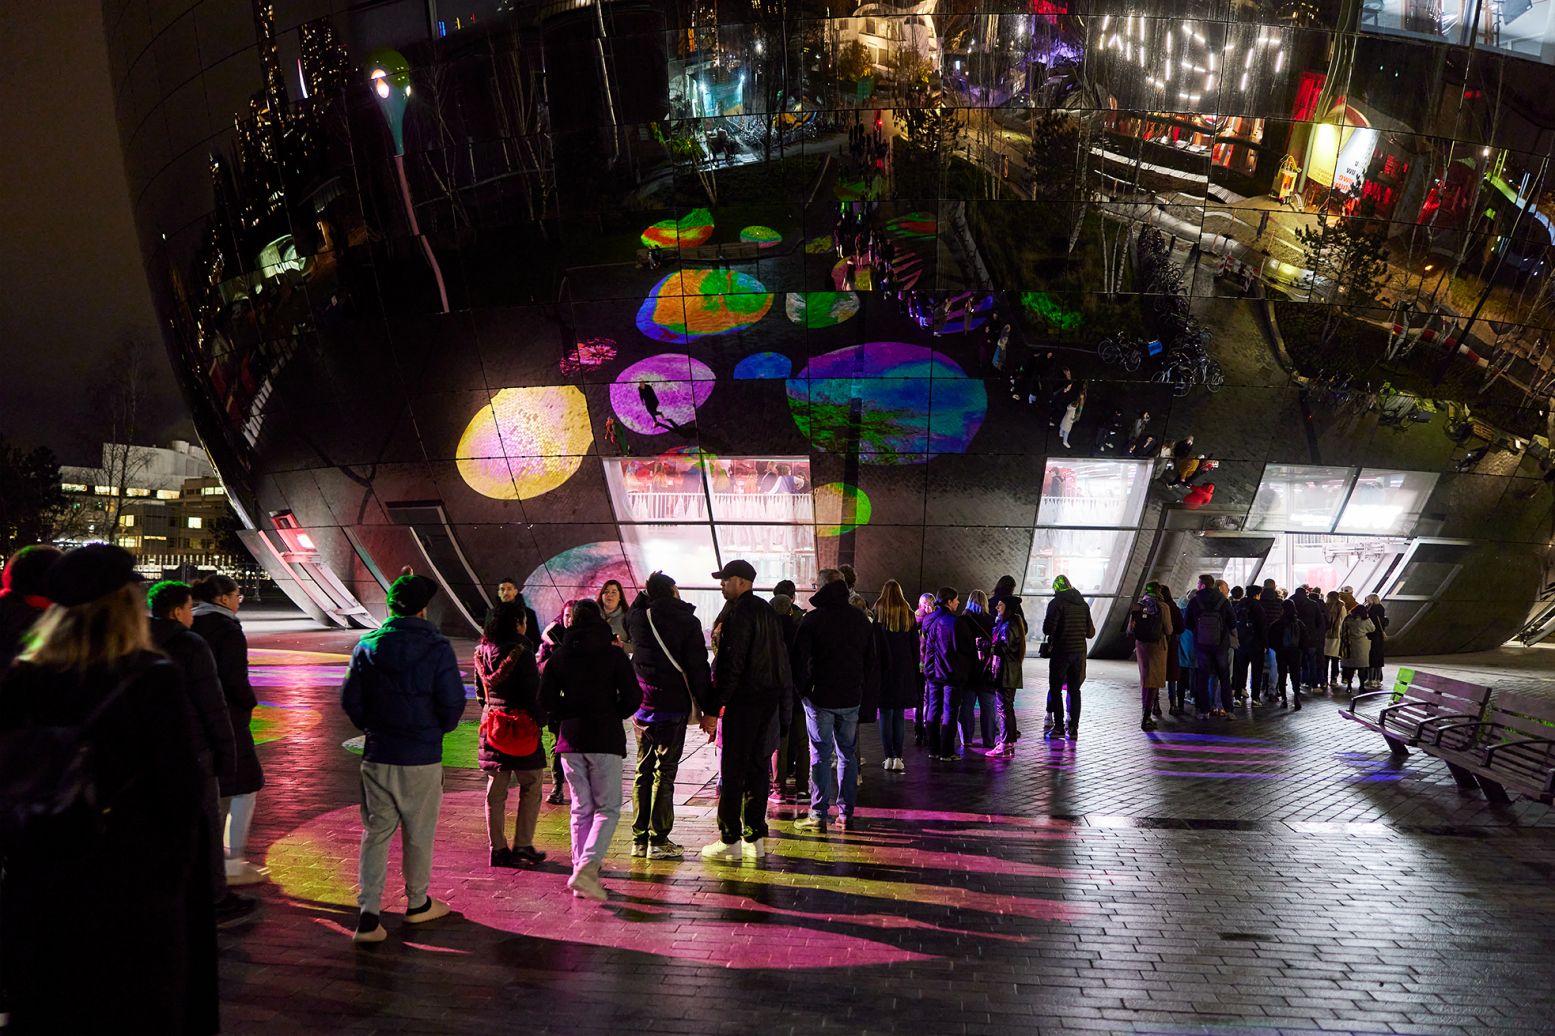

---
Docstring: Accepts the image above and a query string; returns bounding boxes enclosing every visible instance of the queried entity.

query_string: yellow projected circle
[456,386,592,500]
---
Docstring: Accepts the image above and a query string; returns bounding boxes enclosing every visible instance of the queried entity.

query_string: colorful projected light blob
[610,354,715,435]
[786,343,986,464]
[636,269,773,344]
[558,337,617,376]
[733,352,793,380]
[640,208,714,248]
[886,211,937,240]
[813,482,873,536]
[739,225,782,248]
[521,541,634,627]
[456,386,592,500]
[786,291,860,328]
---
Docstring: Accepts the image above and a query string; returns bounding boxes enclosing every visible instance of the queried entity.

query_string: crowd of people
[0,538,1393,1029]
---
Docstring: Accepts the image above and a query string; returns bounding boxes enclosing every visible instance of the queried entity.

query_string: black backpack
[1194,607,1224,647]
[0,675,136,850]
[1132,597,1163,643]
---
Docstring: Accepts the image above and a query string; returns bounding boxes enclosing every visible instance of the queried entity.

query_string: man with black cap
[341,572,467,943]
[0,544,62,670]
[623,571,710,859]
[700,558,792,861]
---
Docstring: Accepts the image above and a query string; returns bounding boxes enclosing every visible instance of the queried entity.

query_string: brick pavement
[217,629,1555,1035]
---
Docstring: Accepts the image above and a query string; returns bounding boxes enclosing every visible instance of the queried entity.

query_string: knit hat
[1052,575,1072,592]
[45,544,143,607]
[3,544,63,597]
[387,573,439,616]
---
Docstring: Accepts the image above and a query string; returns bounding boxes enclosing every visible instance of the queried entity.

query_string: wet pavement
[216,617,1555,1034]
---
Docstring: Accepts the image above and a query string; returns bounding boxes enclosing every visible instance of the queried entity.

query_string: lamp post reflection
[369,50,450,315]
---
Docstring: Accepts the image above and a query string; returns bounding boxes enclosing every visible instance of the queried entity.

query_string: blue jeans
[959,688,998,748]
[805,703,859,819]
[879,708,906,758]
[925,681,958,756]
[1300,647,1321,689]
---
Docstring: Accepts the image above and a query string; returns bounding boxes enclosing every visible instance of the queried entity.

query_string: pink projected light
[455,386,593,500]
[609,354,715,435]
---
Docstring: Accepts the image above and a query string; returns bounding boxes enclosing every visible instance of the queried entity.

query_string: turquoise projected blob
[733,352,793,380]
[456,386,592,500]
[785,343,987,465]
[636,269,773,344]
[813,482,873,536]
[785,291,860,329]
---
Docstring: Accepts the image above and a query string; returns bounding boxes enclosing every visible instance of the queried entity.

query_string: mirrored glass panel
[1336,469,1440,535]
[1247,464,1356,532]
[1035,459,1151,528]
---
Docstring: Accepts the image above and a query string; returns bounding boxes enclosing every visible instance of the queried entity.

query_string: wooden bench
[1419,690,1555,804]
[1338,668,1492,759]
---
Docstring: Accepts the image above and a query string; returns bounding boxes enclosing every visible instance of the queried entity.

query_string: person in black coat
[0,544,60,671]
[475,601,548,868]
[1290,586,1328,693]
[0,545,217,1034]
[921,587,981,758]
[149,579,252,925]
[622,572,710,858]
[538,599,641,900]
[792,571,879,832]
[190,574,266,886]
[768,593,807,806]
[871,579,920,772]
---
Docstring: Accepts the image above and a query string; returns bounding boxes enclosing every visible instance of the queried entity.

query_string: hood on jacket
[192,600,238,622]
[561,613,615,651]
[1053,586,1086,607]
[809,579,851,610]
[354,615,451,673]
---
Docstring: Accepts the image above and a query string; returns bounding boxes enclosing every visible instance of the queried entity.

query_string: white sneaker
[895,758,907,772]
[741,837,766,859]
[403,897,451,923]
[700,839,743,861]
[567,863,607,901]
[882,758,894,770]
[226,859,269,886]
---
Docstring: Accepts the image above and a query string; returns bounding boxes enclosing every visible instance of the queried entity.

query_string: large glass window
[1335,469,1439,535]
[1255,534,1410,596]
[1035,459,1150,528]
[603,455,817,590]
[1023,528,1134,598]
[1246,464,1355,532]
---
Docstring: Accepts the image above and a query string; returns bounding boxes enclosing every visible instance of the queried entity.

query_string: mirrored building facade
[105,0,1555,652]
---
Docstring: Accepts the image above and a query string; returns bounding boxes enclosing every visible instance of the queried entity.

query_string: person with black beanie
[0,543,61,670]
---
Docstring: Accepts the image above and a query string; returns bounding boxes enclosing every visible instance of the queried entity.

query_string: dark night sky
[0,3,188,465]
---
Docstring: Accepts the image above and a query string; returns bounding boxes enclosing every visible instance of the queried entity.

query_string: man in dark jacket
[792,569,878,833]
[148,580,250,925]
[1184,574,1236,717]
[0,544,60,670]
[495,577,541,655]
[921,587,979,758]
[1290,586,1328,694]
[700,559,792,861]
[1042,576,1095,738]
[1237,584,1270,702]
[622,571,709,859]
[340,574,466,943]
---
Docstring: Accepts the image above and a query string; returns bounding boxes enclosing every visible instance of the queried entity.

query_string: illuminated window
[186,517,204,529]
[1335,469,1439,536]
[94,485,112,495]
[60,482,87,493]
[156,489,180,500]
[1246,465,1354,532]
[201,486,226,496]
[116,536,138,548]
[126,488,151,498]
[1035,459,1150,528]
[119,514,135,527]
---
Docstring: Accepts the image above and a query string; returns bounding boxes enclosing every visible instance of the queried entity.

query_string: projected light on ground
[786,343,987,463]
[456,386,592,500]
[609,354,715,435]
[733,352,793,380]
[641,208,714,248]
[886,211,937,239]
[636,269,773,344]
[559,337,617,377]
[740,225,782,248]
[813,482,873,536]
[786,291,859,328]
[521,541,634,625]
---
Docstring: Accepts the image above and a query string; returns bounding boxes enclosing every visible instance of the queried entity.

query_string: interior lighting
[1239,71,1248,91]
[1274,49,1285,73]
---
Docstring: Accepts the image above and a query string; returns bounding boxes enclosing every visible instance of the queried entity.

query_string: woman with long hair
[1323,591,1344,689]
[596,579,633,655]
[190,572,266,886]
[476,601,548,868]
[872,579,918,772]
[988,594,1027,755]
[0,545,216,1033]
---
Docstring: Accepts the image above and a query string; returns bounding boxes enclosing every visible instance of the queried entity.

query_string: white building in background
[835,0,941,80]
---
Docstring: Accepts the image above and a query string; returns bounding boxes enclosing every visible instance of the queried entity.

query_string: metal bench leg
[1475,774,1512,804]
[1442,761,1480,791]
[1384,735,1410,758]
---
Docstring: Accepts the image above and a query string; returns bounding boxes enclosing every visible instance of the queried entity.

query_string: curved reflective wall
[105,0,1555,652]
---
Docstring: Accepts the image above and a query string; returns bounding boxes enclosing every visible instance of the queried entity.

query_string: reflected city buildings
[103,0,1555,652]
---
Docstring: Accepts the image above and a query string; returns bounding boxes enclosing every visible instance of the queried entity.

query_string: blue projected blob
[733,352,793,380]
[785,343,987,464]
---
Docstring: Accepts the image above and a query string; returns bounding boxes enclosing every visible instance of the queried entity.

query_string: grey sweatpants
[358,760,444,915]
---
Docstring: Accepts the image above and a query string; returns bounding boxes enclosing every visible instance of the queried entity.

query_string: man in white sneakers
[341,574,466,943]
